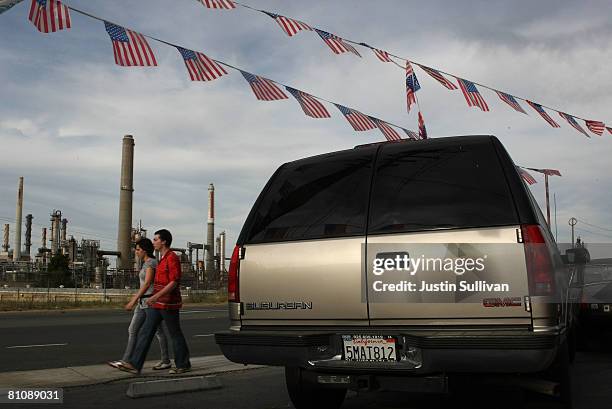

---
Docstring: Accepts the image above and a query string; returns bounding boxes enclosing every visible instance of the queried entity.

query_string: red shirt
[152,250,182,310]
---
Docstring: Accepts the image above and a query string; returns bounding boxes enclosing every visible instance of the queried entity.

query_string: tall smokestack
[13,177,23,261]
[61,218,67,242]
[25,214,33,257]
[42,227,47,249]
[215,236,221,273]
[61,218,68,254]
[205,183,215,276]
[117,135,134,271]
[50,210,61,255]
[2,224,9,252]
[219,231,226,274]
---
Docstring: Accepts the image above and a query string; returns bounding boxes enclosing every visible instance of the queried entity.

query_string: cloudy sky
[0,0,611,264]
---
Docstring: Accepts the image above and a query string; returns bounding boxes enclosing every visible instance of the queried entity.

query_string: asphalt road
[0,306,229,372]
[8,347,612,409]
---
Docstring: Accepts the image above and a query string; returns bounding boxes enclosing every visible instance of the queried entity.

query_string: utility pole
[545,174,550,226]
[569,217,577,247]
[554,193,558,242]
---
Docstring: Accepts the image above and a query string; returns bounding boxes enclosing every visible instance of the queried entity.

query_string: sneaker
[152,362,172,370]
[169,367,191,375]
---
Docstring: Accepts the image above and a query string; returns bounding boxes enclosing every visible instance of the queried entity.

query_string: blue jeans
[121,304,170,364]
[127,308,191,371]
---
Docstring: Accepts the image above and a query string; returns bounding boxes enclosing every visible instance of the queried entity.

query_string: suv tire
[285,367,347,409]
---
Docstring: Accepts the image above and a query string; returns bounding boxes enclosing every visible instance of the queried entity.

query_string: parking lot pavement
[8,349,611,409]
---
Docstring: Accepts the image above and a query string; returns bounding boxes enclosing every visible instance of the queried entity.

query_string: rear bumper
[215,328,560,374]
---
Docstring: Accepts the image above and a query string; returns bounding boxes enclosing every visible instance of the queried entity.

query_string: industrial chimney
[25,214,33,257]
[61,218,67,242]
[41,227,47,249]
[219,230,226,274]
[13,177,23,261]
[117,135,134,271]
[205,183,215,277]
[2,224,9,253]
[50,210,61,255]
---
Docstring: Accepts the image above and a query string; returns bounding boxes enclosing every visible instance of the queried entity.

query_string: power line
[576,218,612,233]
[575,227,612,240]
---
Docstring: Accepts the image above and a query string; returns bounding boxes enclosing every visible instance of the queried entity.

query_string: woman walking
[108,238,171,370]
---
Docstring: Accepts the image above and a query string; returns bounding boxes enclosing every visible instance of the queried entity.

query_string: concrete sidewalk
[0,355,263,388]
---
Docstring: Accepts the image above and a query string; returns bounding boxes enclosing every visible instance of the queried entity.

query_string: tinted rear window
[368,138,518,234]
[244,148,375,243]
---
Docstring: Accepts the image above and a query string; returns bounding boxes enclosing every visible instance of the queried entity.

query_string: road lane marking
[193,334,215,338]
[6,343,68,349]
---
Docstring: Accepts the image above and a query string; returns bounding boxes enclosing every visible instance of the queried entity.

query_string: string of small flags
[16,0,420,142]
[518,167,562,185]
[196,0,610,138]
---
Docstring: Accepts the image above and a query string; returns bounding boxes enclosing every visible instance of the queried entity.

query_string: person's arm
[125,265,154,310]
[147,254,181,305]
[146,280,178,305]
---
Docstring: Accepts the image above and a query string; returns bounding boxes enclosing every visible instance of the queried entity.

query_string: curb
[0,355,264,388]
[126,375,223,398]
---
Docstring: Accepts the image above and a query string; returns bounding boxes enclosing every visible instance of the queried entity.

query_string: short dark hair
[155,229,173,247]
[135,238,155,258]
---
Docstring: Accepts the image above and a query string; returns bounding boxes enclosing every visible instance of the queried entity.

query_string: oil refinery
[0,135,227,290]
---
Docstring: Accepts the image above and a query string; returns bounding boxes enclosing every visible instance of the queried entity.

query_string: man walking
[120,229,191,374]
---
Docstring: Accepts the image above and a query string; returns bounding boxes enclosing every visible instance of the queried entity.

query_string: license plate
[342,335,397,362]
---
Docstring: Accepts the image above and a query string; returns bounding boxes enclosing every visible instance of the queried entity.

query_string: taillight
[228,245,240,302]
[521,224,554,296]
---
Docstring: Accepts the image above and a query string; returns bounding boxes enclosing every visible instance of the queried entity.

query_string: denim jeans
[127,307,191,371]
[121,304,170,364]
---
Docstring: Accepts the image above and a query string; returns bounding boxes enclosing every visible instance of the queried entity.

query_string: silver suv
[216,135,579,408]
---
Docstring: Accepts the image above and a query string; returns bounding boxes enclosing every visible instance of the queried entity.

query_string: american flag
[526,101,560,128]
[418,65,457,90]
[335,104,375,131]
[405,62,420,112]
[0,0,23,15]
[607,126,612,135]
[240,71,287,101]
[518,168,537,185]
[371,118,402,141]
[558,112,589,137]
[104,22,157,67]
[28,0,71,33]
[286,87,330,118]
[585,120,605,136]
[496,91,526,114]
[199,0,235,9]
[315,29,361,57]
[360,43,392,62]
[402,128,419,140]
[457,78,489,111]
[527,168,562,177]
[262,11,311,37]
[177,47,227,81]
[418,111,427,140]
[373,48,392,62]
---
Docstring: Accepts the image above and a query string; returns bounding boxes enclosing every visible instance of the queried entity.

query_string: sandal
[118,363,140,375]
[107,360,124,369]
